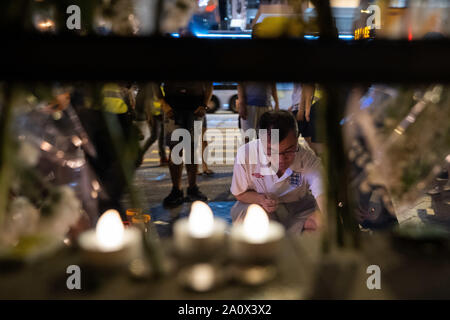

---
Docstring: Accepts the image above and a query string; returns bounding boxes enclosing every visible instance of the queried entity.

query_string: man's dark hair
[258,110,299,141]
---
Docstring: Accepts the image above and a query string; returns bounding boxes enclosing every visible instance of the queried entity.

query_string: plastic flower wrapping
[344,84,450,225]
[0,84,99,261]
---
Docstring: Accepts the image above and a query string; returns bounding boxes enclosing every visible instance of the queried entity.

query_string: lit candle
[242,204,270,243]
[36,19,55,32]
[96,210,125,251]
[188,201,215,238]
[173,201,226,259]
[230,204,285,263]
[78,210,142,268]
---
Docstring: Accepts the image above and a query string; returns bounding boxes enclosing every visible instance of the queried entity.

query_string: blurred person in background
[157,81,213,207]
[20,88,95,236]
[197,115,215,176]
[137,83,168,166]
[238,24,280,139]
[238,81,279,135]
[72,83,140,220]
[291,83,323,155]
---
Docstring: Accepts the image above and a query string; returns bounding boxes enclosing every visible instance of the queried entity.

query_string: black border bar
[1,35,450,83]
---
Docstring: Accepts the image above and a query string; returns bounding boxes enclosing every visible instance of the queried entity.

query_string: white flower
[17,141,40,168]
[39,186,82,239]
[0,197,39,246]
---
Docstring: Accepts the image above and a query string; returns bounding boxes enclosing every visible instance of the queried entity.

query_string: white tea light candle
[96,210,125,251]
[230,204,285,263]
[173,201,226,259]
[188,201,215,238]
[243,204,270,243]
[78,209,143,268]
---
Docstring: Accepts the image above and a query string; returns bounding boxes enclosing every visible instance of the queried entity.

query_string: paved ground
[126,113,239,237]
[396,190,450,231]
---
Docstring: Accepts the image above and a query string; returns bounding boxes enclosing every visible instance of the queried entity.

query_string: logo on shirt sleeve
[252,173,264,179]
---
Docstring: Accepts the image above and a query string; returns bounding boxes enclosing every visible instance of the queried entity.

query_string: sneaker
[163,187,184,207]
[185,185,208,202]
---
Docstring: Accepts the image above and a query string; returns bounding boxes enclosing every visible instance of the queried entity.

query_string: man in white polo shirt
[230,110,325,233]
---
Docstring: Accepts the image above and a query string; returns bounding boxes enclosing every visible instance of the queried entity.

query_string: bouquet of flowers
[0,85,83,262]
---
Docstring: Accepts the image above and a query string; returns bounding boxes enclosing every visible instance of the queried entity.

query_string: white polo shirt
[230,139,323,203]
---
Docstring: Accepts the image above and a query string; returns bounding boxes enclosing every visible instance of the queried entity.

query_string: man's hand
[235,191,278,215]
[194,105,207,117]
[257,194,278,214]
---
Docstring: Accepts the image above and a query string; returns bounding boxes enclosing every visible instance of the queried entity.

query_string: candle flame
[96,209,124,251]
[243,204,270,243]
[37,19,54,30]
[188,201,214,238]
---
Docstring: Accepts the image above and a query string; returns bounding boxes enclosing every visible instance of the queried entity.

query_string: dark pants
[293,101,320,143]
[147,114,166,159]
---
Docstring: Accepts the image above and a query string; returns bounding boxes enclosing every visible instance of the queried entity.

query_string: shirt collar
[276,167,293,183]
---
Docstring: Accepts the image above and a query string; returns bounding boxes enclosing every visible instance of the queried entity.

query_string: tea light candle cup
[78,209,143,268]
[173,201,227,260]
[131,214,151,232]
[230,204,285,264]
[126,208,142,222]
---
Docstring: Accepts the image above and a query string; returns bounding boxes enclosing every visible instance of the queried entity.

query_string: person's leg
[184,113,207,201]
[186,163,197,188]
[200,119,214,174]
[156,115,168,163]
[247,105,258,131]
[296,106,313,148]
[163,114,184,207]
[140,114,158,157]
[242,105,259,143]
[169,147,183,189]
[241,117,251,144]
[201,122,208,172]
[185,145,207,200]
[298,121,313,149]
[308,102,323,155]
